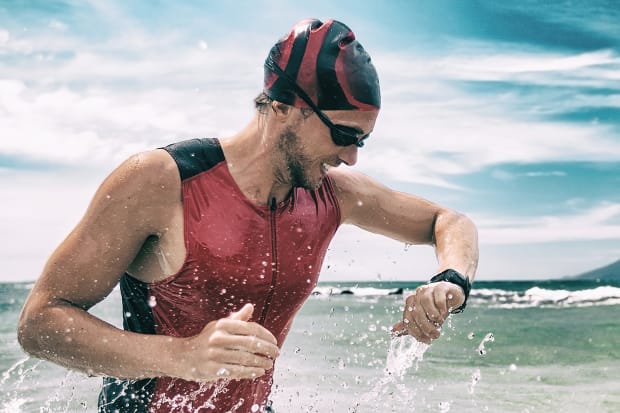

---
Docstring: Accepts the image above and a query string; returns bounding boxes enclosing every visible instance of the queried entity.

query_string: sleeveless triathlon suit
[98,138,341,412]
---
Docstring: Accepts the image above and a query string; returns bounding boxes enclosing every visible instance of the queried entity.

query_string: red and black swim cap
[264,18,381,111]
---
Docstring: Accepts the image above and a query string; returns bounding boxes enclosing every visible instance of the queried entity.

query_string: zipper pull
[270,197,277,211]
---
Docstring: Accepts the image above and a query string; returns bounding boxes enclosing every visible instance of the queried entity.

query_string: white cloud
[0,28,9,45]
[524,171,566,177]
[364,99,620,187]
[48,19,67,31]
[476,203,620,245]
[440,49,618,79]
[359,47,620,186]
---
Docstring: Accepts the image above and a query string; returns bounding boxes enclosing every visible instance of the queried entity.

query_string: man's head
[261,18,381,189]
[263,18,380,112]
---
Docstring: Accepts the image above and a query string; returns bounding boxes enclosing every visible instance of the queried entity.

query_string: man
[18,18,478,412]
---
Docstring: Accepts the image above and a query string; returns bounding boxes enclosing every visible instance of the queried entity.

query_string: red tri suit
[98,138,341,412]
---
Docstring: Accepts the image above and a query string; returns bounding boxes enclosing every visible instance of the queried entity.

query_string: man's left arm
[328,169,479,344]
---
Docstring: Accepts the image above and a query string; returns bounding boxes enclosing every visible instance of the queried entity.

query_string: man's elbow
[17,305,51,358]
[435,209,477,236]
[18,314,40,356]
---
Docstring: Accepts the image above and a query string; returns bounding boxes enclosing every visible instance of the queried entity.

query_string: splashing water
[149,379,232,411]
[477,332,495,356]
[385,335,429,378]
[468,368,481,394]
[355,335,430,410]
[0,357,29,386]
[40,370,79,413]
[1,357,31,413]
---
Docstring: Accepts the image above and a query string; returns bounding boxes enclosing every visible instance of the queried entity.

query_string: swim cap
[264,18,381,111]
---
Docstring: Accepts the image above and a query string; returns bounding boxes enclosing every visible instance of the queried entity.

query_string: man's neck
[219,117,292,206]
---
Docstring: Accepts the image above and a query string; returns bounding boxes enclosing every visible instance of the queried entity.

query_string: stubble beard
[277,127,321,190]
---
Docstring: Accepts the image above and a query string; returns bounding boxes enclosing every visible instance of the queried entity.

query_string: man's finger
[221,319,279,345]
[390,321,407,337]
[197,363,267,382]
[228,303,254,321]
[209,348,275,370]
[411,305,440,340]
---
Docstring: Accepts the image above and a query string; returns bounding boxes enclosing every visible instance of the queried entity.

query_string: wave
[312,286,404,297]
[312,285,620,308]
[480,286,620,308]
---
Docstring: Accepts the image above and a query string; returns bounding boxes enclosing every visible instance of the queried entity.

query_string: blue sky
[1,0,619,282]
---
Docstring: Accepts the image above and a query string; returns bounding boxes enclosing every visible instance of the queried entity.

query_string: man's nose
[338,145,358,166]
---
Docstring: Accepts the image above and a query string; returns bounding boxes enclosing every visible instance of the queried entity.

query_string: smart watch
[429,268,472,313]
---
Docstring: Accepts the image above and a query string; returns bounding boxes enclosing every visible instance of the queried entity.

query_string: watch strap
[429,268,471,313]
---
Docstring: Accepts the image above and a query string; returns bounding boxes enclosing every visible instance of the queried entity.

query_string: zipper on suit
[259,197,278,325]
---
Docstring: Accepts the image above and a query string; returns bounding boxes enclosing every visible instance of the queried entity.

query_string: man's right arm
[17,150,279,381]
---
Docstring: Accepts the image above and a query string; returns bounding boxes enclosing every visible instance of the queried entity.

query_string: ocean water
[1,280,619,413]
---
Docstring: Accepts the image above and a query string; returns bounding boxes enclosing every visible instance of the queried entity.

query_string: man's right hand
[175,303,280,382]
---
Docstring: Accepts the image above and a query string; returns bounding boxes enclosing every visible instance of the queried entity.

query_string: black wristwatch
[429,268,472,313]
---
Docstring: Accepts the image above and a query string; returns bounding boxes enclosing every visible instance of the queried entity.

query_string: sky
[1,0,619,282]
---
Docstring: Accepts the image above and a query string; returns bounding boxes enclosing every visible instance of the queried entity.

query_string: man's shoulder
[161,138,225,181]
[123,148,179,183]
[326,167,378,195]
[104,149,181,208]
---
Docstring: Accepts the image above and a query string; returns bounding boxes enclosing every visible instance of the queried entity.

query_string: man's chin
[295,176,323,190]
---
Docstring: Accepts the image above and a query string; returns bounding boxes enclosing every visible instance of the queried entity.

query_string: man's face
[278,108,379,189]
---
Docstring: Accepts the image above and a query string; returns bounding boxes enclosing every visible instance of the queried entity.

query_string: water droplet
[356,200,363,206]
[125,312,132,318]
[294,347,301,354]
[261,261,268,266]
[148,296,157,308]
[251,404,260,412]
[468,368,481,394]
[407,306,414,312]
[477,332,494,356]
[220,288,227,295]
[467,332,475,340]
[216,367,229,376]
[306,279,311,283]
[368,324,377,332]
[509,363,517,371]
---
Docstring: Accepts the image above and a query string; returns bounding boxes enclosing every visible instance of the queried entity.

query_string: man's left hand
[391,281,465,344]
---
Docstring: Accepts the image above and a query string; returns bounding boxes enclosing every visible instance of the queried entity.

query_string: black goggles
[265,58,370,148]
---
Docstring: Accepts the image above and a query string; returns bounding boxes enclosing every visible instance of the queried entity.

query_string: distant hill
[566,259,620,281]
